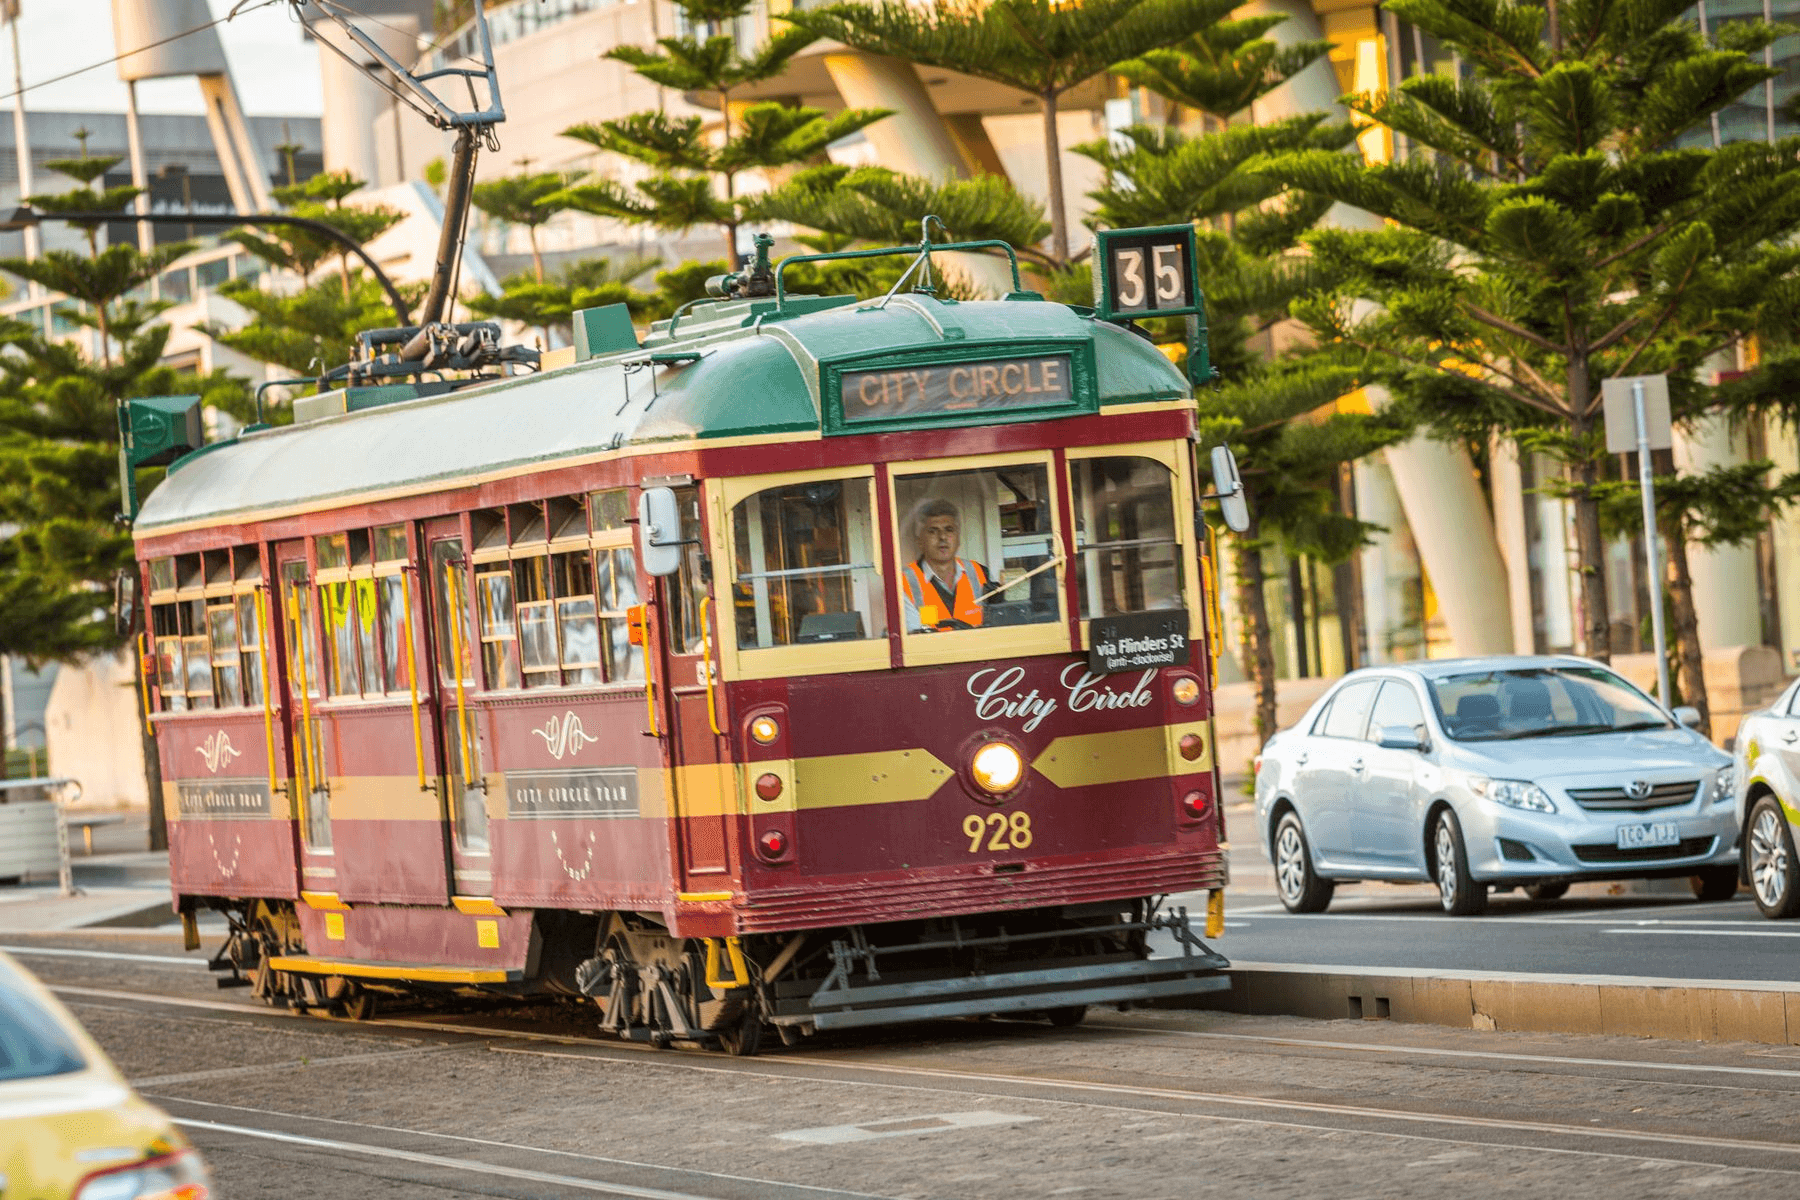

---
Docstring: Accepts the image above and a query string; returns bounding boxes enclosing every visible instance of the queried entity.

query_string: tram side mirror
[1210,445,1250,534]
[638,486,684,578]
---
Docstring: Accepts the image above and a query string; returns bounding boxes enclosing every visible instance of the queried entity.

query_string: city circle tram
[126,227,1246,1053]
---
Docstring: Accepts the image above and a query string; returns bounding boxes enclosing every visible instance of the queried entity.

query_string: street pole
[6,4,37,275]
[1634,379,1672,708]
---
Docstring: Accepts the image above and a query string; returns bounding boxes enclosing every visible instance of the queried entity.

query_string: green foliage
[230,170,403,285]
[1113,14,1333,119]
[1249,0,1800,656]
[743,165,1051,264]
[784,0,1242,260]
[471,171,572,229]
[464,256,662,338]
[210,274,419,383]
[1573,461,1800,548]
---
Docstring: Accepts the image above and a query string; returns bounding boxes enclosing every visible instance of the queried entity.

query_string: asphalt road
[1190,800,1800,983]
[17,930,1800,1199]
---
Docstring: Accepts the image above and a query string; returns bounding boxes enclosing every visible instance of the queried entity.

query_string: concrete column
[1767,418,1800,672]
[1366,388,1515,656]
[822,51,1016,296]
[1488,436,1536,653]
[314,16,421,187]
[1354,457,1413,664]
[1673,413,1763,649]
[123,81,153,253]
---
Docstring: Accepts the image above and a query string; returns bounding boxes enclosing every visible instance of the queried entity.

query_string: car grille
[1565,780,1699,812]
[1571,836,1714,863]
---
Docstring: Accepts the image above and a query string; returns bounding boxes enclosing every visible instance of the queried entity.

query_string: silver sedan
[1254,656,1738,915]
[1734,678,1800,918]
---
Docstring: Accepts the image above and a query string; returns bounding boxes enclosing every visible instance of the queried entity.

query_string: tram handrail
[254,588,280,798]
[774,237,1023,308]
[135,633,154,737]
[400,569,429,792]
[285,588,321,800]
[698,596,722,737]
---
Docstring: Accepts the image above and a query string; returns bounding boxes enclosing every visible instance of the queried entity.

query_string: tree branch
[1352,338,1570,418]
[1459,301,1565,354]
[1592,221,1677,272]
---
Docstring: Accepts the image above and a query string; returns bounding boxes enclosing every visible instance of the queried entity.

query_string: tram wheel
[716,1008,764,1057]
[1046,1005,1087,1028]
[342,990,378,1021]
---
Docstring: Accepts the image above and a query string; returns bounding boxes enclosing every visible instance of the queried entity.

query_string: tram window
[236,592,264,704]
[151,602,187,712]
[473,508,507,553]
[590,489,631,532]
[148,557,176,594]
[894,465,1059,633]
[281,562,321,699]
[176,554,202,590]
[319,580,361,697]
[347,529,372,568]
[1069,456,1183,619]
[203,550,231,587]
[665,487,708,656]
[182,614,212,710]
[549,496,585,542]
[206,602,242,707]
[378,576,411,693]
[374,524,409,563]
[314,534,348,571]
[513,556,557,688]
[731,478,885,649]
[476,568,522,689]
[599,547,642,681]
[510,502,548,545]
[430,541,475,690]
[553,551,602,684]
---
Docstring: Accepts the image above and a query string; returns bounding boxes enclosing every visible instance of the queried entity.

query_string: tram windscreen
[894,464,1060,633]
[731,478,887,649]
[1069,456,1184,618]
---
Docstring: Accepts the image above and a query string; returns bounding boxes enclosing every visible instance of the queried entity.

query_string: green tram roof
[133,292,1192,536]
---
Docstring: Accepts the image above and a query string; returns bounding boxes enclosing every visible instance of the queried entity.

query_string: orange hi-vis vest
[904,559,990,628]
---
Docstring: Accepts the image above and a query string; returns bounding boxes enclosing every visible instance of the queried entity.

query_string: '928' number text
[963,811,1033,853]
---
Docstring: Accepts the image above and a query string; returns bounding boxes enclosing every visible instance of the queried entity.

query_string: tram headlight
[970,742,1025,795]
[1171,677,1200,706]
[749,715,780,745]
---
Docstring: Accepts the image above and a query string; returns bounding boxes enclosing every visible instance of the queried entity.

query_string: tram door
[273,541,336,894]
[653,485,734,879]
[422,520,493,897]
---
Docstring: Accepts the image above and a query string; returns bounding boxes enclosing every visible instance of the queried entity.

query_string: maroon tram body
[134,280,1231,1046]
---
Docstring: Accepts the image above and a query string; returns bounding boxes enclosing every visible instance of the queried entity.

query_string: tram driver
[902,499,993,632]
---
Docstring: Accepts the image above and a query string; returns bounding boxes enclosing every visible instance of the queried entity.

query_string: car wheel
[1689,866,1739,903]
[1523,882,1568,902]
[1747,796,1800,919]
[1432,809,1487,916]
[1273,812,1334,914]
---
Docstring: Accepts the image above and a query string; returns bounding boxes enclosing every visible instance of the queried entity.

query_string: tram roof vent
[574,303,639,361]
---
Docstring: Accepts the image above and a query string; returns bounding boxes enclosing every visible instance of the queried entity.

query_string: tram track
[28,952,1800,1186]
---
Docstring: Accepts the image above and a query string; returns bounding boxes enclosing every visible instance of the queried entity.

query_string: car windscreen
[1427,666,1672,742]
[0,959,87,1081]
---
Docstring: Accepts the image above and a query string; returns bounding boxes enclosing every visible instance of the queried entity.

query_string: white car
[1255,656,1738,915]
[1734,678,1800,918]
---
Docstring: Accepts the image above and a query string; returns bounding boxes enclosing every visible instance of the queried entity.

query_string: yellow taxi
[0,950,210,1199]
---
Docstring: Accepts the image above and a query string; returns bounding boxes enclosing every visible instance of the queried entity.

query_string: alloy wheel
[1435,819,1458,909]
[1276,823,1306,904]
[1751,806,1790,910]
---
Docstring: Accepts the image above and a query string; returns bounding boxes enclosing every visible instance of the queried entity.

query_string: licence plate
[1616,821,1680,850]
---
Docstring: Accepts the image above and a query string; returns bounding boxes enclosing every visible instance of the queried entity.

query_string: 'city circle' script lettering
[965,664,1157,733]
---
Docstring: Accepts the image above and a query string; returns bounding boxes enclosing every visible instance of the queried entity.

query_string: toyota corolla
[1253,656,1737,915]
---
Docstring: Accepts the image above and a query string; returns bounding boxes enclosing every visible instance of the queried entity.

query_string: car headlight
[1468,776,1557,813]
[75,1149,210,1200]
[1711,767,1736,805]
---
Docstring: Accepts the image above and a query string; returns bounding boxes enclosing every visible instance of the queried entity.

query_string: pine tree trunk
[1233,526,1279,751]
[1663,516,1711,739]
[1566,388,1611,661]
[95,299,113,368]
[1041,91,1068,264]
[136,652,167,851]
[529,226,544,284]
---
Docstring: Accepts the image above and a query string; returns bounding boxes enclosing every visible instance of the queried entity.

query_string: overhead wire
[0,0,281,104]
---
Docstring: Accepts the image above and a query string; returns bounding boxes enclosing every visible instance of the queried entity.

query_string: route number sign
[1093,224,1203,321]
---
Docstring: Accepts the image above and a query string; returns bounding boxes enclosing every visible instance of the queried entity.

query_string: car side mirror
[638,486,684,578]
[1377,724,1427,752]
[1673,705,1702,729]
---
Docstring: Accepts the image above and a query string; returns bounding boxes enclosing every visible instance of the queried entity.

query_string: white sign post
[1601,374,1673,709]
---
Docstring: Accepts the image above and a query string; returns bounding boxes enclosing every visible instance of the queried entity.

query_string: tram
[127,225,1242,1052]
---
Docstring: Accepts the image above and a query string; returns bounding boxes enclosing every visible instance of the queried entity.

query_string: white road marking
[776,1111,1036,1145]
[1603,927,1800,938]
[158,1096,900,1199]
[2,945,203,967]
[132,1044,465,1087]
[1097,1027,1800,1080]
[173,1118,724,1200]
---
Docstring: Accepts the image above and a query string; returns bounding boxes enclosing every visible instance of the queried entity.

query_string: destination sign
[840,355,1074,424]
[177,779,273,820]
[505,767,639,820]
[1088,609,1190,675]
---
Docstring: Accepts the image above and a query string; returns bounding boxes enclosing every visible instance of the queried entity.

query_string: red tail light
[759,830,787,858]
[1181,791,1209,820]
